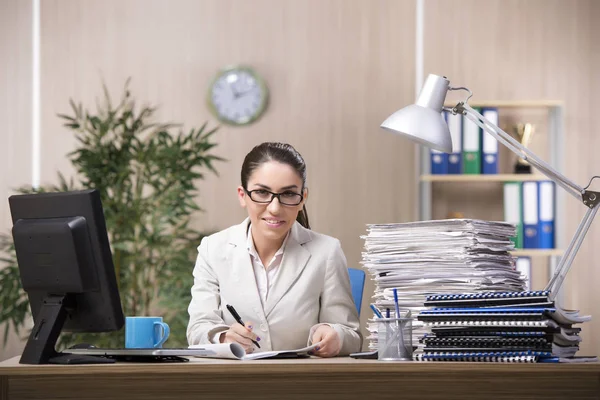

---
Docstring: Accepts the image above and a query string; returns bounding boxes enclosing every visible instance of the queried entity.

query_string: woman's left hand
[310,325,341,357]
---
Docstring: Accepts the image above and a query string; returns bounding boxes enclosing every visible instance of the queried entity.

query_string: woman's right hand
[219,322,260,353]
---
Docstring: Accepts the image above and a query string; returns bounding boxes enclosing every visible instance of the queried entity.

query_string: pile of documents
[361,219,526,352]
[416,291,595,363]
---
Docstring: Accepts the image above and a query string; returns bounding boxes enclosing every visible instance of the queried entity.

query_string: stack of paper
[361,219,526,352]
[417,291,596,363]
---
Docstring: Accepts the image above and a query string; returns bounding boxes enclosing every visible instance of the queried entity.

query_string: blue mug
[125,316,170,349]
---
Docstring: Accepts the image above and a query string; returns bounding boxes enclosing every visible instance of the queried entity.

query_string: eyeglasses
[244,189,303,206]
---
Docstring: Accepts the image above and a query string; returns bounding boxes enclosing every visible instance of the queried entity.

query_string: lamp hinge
[582,190,600,208]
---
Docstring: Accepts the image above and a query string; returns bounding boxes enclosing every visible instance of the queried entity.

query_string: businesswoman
[187,142,361,357]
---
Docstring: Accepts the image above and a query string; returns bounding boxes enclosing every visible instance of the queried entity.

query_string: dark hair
[241,142,310,229]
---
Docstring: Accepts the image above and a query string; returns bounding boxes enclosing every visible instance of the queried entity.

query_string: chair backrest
[348,268,366,316]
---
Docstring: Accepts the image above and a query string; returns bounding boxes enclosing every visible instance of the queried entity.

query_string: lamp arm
[457,103,585,199]
[545,205,599,299]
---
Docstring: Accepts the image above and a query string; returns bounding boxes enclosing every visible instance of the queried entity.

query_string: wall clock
[207,66,269,126]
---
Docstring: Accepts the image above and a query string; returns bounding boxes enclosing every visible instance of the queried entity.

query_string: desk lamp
[381,74,599,301]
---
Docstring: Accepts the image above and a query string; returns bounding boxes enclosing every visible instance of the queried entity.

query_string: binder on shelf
[462,107,481,174]
[538,181,555,249]
[446,110,462,174]
[516,257,532,291]
[430,149,448,174]
[522,181,539,248]
[481,107,499,174]
[503,182,523,248]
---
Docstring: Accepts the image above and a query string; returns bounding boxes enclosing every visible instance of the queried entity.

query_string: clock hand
[235,88,255,99]
[231,86,241,99]
[231,80,246,99]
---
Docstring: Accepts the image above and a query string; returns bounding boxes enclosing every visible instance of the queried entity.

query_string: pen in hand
[226,304,261,349]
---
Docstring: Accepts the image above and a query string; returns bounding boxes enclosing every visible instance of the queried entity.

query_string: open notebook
[188,342,321,360]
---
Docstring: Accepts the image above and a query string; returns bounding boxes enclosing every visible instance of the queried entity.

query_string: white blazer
[186,218,362,355]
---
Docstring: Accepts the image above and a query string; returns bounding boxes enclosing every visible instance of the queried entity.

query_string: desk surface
[2,356,600,400]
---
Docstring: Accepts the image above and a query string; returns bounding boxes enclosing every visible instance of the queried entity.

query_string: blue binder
[430,150,448,174]
[481,108,499,174]
[446,111,462,174]
[538,181,555,249]
[522,181,539,248]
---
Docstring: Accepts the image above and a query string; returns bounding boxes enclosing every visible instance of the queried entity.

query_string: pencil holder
[377,317,413,361]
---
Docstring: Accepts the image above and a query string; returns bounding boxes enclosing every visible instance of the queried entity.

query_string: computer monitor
[9,189,125,364]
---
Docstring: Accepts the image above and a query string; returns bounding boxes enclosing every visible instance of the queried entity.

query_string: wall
[0,0,33,362]
[1,0,599,361]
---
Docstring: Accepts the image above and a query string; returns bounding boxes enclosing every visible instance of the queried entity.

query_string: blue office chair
[348,268,366,316]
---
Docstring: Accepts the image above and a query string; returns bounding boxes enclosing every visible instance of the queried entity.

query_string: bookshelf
[418,100,565,292]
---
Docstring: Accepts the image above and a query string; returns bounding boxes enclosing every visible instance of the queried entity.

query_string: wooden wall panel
[424,0,600,355]
[37,0,416,351]
[0,0,33,361]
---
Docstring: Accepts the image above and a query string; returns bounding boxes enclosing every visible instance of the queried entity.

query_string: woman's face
[238,161,307,243]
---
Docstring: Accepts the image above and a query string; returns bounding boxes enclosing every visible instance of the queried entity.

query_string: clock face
[208,66,268,126]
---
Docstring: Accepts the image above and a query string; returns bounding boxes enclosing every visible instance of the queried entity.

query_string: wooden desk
[1,356,599,400]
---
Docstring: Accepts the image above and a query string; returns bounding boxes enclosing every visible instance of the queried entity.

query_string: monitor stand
[19,294,114,365]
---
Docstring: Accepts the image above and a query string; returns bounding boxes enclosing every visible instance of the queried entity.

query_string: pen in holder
[377,310,413,361]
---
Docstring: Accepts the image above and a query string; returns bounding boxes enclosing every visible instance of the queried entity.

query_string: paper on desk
[188,343,246,359]
[242,342,321,360]
[189,342,321,360]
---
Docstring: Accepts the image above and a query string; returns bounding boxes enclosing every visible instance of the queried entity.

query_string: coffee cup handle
[153,321,170,348]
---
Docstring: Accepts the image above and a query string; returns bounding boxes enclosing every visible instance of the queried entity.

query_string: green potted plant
[0,79,223,349]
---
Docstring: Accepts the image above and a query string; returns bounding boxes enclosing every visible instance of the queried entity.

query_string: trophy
[512,123,536,174]
[447,212,465,219]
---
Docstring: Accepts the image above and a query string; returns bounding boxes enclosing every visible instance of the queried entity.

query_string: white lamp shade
[380,105,453,153]
[380,74,453,153]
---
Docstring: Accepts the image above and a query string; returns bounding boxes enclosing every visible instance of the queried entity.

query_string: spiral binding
[422,336,550,349]
[423,307,553,313]
[424,320,553,328]
[426,330,547,338]
[426,291,550,302]
[414,353,538,363]
[419,308,553,322]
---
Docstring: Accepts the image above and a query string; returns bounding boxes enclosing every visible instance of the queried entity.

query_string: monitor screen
[9,189,124,364]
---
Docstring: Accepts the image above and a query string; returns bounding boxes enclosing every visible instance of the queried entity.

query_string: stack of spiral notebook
[416,290,596,363]
[361,219,527,351]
